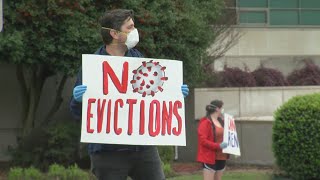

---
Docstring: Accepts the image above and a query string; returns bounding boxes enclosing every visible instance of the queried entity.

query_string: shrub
[9,121,81,170]
[158,146,174,164]
[66,164,89,180]
[24,167,44,180]
[252,66,289,86]
[162,162,176,178]
[47,164,67,180]
[8,167,24,180]
[8,167,44,180]
[214,66,256,87]
[287,60,320,86]
[273,93,320,180]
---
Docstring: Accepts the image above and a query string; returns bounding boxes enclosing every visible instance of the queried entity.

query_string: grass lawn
[168,171,291,180]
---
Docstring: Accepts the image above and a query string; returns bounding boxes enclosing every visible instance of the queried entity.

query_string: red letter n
[103,61,128,95]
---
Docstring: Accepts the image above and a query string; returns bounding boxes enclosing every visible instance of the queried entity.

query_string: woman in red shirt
[197,100,228,180]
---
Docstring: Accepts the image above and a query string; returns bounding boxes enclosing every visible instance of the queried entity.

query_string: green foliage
[0,0,100,75]
[9,121,81,170]
[158,146,175,163]
[8,165,92,180]
[24,167,44,180]
[158,146,176,177]
[45,122,81,164]
[66,164,90,180]
[162,162,176,178]
[47,164,67,180]
[8,167,24,180]
[8,167,44,180]
[1,0,226,85]
[273,93,320,180]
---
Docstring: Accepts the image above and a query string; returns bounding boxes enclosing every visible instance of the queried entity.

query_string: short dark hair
[99,9,134,45]
[205,100,224,116]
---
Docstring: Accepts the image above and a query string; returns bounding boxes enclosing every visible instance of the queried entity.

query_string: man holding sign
[70,9,189,180]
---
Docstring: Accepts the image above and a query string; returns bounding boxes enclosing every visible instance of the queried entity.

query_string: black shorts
[203,160,226,171]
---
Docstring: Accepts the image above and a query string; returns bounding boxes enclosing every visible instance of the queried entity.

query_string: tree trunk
[23,85,37,136]
[17,65,48,137]
[16,65,29,129]
[42,74,68,126]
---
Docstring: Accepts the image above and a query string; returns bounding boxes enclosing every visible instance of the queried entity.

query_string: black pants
[90,146,165,180]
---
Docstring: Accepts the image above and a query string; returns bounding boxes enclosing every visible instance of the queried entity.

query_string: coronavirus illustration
[130,60,168,97]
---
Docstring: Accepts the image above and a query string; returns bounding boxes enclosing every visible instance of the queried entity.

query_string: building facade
[212,0,320,75]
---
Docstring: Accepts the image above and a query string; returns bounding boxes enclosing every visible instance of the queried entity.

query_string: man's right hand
[73,85,87,102]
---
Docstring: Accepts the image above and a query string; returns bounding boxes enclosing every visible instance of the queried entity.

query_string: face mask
[125,28,139,49]
[101,27,139,49]
[221,108,224,114]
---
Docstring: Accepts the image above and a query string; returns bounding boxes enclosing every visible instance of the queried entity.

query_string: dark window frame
[227,0,320,27]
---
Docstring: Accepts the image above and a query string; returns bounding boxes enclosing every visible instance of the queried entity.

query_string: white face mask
[125,28,139,49]
[221,108,224,114]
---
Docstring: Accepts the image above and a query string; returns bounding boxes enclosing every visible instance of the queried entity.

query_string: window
[227,0,320,26]
[301,10,320,25]
[270,0,298,8]
[301,0,320,8]
[240,11,267,24]
[270,10,299,25]
[239,0,267,8]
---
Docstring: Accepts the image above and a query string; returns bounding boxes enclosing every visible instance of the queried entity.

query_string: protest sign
[80,54,186,146]
[223,113,241,156]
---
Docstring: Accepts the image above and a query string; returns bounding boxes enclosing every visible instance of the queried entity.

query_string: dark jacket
[69,45,146,154]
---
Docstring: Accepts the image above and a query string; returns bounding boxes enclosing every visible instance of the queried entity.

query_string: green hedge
[9,121,82,170]
[158,146,174,164]
[8,164,92,180]
[273,93,320,180]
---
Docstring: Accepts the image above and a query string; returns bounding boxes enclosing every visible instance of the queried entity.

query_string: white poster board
[80,54,186,146]
[222,113,241,156]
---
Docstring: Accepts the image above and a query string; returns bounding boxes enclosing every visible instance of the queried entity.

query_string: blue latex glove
[220,142,228,149]
[181,84,189,98]
[73,85,87,102]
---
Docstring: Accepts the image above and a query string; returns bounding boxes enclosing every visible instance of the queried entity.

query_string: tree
[0,0,236,136]
[0,0,100,136]
[115,0,239,86]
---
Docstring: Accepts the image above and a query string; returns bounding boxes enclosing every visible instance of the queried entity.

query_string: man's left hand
[181,84,189,98]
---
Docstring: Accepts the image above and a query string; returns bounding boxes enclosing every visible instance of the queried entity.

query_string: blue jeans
[90,146,165,180]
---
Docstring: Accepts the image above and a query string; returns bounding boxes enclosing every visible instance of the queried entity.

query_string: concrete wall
[0,64,75,161]
[210,28,320,75]
[0,64,23,161]
[194,86,320,119]
[177,86,320,165]
[216,28,320,56]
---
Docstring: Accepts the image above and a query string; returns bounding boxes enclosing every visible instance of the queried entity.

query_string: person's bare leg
[203,169,215,180]
[214,170,223,180]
